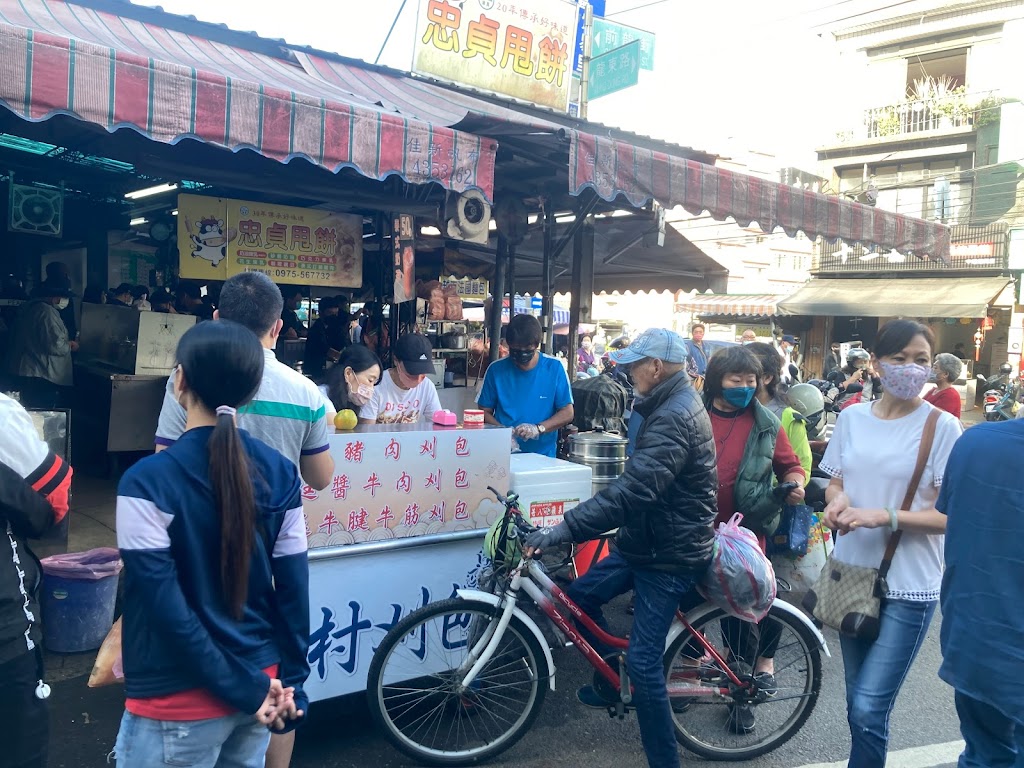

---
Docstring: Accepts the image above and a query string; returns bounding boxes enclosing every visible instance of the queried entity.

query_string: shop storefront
[778,275,1014,409]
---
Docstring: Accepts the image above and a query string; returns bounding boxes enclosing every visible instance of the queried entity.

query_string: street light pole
[579,3,594,120]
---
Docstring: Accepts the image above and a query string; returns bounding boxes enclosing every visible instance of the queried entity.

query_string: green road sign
[588,39,641,100]
[592,18,655,71]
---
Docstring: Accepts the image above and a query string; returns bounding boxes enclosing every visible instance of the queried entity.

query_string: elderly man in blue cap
[525,328,718,768]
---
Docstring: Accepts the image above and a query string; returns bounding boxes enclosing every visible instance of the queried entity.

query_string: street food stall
[300,421,593,700]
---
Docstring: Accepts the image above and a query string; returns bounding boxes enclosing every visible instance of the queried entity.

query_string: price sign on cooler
[302,426,512,547]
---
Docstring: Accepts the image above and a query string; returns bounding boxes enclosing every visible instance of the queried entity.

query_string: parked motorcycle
[978,373,1021,421]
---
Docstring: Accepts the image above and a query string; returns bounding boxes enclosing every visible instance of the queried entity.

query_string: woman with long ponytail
[114,321,310,767]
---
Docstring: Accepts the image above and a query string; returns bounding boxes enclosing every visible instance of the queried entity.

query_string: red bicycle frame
[512,560,747,696]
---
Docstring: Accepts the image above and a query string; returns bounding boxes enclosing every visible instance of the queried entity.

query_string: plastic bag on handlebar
[698,514,777,623]
[484,513,523,571]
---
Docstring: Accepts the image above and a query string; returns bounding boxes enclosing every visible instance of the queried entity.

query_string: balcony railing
[830,91,999,144]
[814,222,1009,274]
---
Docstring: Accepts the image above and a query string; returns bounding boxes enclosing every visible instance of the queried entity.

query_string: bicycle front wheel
[663,602,822,761]
[367,597,549,767]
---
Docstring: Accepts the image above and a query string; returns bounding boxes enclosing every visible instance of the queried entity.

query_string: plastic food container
[463,409,484,427]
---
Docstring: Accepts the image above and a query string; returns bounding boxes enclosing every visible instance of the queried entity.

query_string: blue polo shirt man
[478,314,574,456]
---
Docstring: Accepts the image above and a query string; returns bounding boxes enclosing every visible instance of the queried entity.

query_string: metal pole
[568,213,594,372]
[507,241,516,327]
[542,205,555,355]
[580,3,594,120]
[489,236,508,363]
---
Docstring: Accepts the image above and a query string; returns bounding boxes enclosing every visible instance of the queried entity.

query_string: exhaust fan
[9,182,64,237]
[445,190,491,244]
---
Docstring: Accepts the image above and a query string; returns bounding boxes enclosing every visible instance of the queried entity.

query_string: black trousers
[0,651,49,768]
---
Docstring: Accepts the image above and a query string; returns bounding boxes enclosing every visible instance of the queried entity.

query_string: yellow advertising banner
[177,194,363,287]
[412,0,576,111]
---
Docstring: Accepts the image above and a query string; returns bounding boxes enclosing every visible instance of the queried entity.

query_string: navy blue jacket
[117,428,309,722]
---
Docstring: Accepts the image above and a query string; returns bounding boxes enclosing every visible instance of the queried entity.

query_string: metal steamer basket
[566,429,629,496]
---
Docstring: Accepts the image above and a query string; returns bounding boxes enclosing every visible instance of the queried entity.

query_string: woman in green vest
[747,342,812,484]
[699,345,806,735]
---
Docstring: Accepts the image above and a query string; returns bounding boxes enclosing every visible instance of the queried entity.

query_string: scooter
[980,376,1020,421]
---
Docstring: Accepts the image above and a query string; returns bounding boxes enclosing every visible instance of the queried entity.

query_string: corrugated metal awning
[569,132,951,261]
[297,52,950,263]
[676,294,781,318]
[0,0,496,199]
[777,277,1011,318]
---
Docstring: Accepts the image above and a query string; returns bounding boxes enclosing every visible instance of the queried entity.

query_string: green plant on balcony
[908,75,969,127]
[974,96,1018,128]
[875,106,901,137]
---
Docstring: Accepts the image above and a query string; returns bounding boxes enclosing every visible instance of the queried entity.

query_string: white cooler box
[509,453,593,528]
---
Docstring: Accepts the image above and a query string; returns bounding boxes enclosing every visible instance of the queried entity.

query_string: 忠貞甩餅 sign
[413,0,577,111]
[177,194,363,288]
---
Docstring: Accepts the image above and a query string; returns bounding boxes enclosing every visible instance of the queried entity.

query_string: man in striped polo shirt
[154,271,333,768]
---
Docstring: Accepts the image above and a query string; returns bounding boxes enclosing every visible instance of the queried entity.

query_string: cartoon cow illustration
[185,216,236,267]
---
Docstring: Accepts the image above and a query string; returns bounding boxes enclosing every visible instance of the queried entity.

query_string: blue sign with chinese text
[573,0,605,74]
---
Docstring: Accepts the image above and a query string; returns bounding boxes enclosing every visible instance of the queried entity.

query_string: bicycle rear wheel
[367,597,549,767]
[663,603,822,761]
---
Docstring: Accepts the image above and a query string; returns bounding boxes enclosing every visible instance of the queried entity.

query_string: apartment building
[778,0,1024,379]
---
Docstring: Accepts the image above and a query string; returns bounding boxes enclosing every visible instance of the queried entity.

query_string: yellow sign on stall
[412,0,577,111]
[177,194,363,287]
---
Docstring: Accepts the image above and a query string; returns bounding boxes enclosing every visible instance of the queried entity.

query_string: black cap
[114,282,134,296]
[394,334,435,375]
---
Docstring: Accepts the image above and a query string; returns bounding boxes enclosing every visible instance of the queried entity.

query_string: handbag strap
[878,407,940,579]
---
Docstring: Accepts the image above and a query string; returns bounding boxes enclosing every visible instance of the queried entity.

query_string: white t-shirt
[359,369,441,424]
[820,401,962,601]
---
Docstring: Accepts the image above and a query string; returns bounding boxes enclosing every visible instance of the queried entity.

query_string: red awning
[570,132,950,261]
[0,0,496,200]
[675,294,781,318]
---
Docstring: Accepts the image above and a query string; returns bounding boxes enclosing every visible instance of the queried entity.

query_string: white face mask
[56,298,69,310]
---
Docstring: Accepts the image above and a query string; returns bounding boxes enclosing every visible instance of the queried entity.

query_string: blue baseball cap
[609,328,688,365]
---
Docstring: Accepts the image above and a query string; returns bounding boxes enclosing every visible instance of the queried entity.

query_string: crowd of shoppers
[1,280,1015,768]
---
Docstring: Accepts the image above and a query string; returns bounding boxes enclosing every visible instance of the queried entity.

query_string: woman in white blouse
[820,319,963,768]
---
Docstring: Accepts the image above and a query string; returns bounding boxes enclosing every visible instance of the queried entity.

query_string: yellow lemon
[334,409,358,431]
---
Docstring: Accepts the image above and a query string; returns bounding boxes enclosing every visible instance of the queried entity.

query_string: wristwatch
[538,424,546,434]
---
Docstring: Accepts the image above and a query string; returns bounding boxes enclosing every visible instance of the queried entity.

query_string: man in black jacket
[526,328,716,768]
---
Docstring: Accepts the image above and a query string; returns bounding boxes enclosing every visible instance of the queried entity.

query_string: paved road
[50,595,964,768]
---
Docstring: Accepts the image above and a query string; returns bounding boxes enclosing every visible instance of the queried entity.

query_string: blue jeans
[840,598,936,768]
[114,710,271,768]
[955,691,1024,768]
[565,548,634,656]
[629,567,695,768]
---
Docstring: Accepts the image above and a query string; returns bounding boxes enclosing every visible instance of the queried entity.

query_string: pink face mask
[345,371,374,406]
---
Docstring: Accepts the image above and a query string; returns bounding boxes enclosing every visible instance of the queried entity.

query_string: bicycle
[367,488,829,766]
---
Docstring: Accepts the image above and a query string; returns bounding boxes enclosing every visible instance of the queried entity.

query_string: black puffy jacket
[563,370,717,574]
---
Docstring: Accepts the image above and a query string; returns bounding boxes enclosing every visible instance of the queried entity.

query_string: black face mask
[510,348,536,366]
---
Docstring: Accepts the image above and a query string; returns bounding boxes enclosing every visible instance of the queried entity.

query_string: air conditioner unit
[445,190,490,244]
[9,182,63,237]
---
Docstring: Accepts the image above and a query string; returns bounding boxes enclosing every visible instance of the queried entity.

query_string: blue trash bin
[40,548,123,653]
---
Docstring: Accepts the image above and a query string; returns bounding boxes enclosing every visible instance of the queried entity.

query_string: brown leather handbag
[802,408,939,641]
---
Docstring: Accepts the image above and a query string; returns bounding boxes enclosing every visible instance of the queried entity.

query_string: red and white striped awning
[570,132,950,262]
[0,0,496,200]
[675,294,781,318]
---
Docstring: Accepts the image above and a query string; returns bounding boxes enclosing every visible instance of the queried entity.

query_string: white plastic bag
[698,514,777,623]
